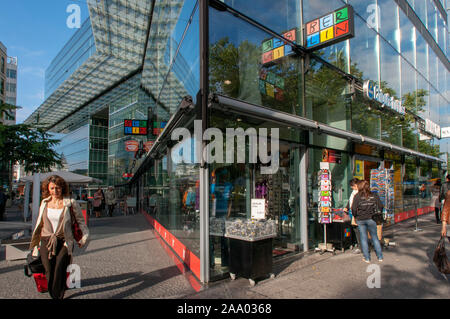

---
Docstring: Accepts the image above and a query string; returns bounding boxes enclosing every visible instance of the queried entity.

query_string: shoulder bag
[24,251,45,277]
[69,206,83,242]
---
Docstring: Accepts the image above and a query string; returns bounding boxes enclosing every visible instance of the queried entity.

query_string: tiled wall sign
[259,68,285,101]
[124,119,148,135]
[261,28,297,65]
[304,5,354,51]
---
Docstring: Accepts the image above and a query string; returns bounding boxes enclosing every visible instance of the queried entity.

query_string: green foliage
[0,123,62,173]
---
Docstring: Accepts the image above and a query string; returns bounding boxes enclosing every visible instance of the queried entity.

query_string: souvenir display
[318,168,332,224]
[210,217,226,236]
[370,169,395,225]
[225,218,277,241]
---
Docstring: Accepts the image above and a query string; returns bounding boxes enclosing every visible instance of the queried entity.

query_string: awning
[20,171,102,184]
[210,94,445,164]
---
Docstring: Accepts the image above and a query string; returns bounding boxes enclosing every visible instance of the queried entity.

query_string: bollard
[413,197,422,232]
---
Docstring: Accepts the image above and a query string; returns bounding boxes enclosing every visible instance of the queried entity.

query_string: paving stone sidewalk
[0,205,448,299]
[185,213,450,299]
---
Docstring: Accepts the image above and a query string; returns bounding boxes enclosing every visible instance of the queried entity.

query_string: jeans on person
[357,218,383,261]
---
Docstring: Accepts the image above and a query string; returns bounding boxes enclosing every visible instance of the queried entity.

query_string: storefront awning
[210,94,445,164]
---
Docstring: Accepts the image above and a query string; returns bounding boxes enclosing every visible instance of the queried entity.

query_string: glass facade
[27,0,449,284]
[45,18,96,99]
[51,125,89,175]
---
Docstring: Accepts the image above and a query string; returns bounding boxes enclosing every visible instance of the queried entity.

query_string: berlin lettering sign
[304,5,355,51]
[363,80,405,116]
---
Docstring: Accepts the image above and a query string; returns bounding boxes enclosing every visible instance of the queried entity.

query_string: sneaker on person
[363,258,370,264]
[353,249,361,254]
[378,258,383,262]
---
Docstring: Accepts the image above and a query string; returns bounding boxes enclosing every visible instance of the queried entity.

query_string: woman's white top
[47,208,64,233]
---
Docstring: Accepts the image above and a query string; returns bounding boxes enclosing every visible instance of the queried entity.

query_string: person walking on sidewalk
[105,186,116,217]
[29,175,89,299]
[431,179,442,224]
[93,188,103,218]
[441,191,450,237]
[351,180,384,263]
[343,178,362,254]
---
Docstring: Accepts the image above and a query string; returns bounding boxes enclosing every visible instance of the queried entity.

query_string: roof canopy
[20,171,102,184]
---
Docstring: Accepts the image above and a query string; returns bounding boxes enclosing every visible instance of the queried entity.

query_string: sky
[0,0,89,123]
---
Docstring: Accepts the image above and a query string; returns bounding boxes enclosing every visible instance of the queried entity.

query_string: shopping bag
[33,274,48,293]
[433,236,450,274]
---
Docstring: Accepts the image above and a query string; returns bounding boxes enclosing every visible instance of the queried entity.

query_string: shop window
[209,6,303,116]
[307,148,351,248]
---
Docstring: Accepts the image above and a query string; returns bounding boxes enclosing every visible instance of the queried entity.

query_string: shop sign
[424,118,441,138]
[363,80,405,115]
[259,69,285,101]
[124,119,148,135]
[441,126,450,139]
[152,121,167,136]
[261,29,296,65]
[304,5,355,51]
[251,199,266,220]
[125,140,139,152]
[322,149,341,164]
[354,160,364,180]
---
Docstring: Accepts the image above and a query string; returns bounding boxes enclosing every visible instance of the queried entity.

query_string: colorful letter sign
[124,119,148,135]
[261,29,297,65]
[304,5,354,51]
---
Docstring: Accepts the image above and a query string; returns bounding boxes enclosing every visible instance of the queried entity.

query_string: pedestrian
[351,180,384,263]
[29,175,89,299]
[343,178,362,254]
[93,188,103,218]
[100,188,106,215]
[419,183,426,199]
[439,174,450,202]
[431,179,442,224]
[0,187,7,221]
[441,191,450,237]
[105,186,116,217]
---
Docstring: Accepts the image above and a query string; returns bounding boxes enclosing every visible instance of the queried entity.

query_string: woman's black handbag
[433,236,450,274]
[24,251,45,277]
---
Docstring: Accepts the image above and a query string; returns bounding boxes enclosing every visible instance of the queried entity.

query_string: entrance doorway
[253,142,301,257]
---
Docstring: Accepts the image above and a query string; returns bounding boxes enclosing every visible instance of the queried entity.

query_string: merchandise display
[318,168,332,224]
[225,218,277,241]
[370,169,395,225]
[210,217,226,236]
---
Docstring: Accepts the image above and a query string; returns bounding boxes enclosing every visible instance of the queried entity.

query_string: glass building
[25,0,449,284]
[44,18,96,99]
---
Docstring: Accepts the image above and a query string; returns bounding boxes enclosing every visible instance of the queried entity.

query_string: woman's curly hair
[41,175,70,199]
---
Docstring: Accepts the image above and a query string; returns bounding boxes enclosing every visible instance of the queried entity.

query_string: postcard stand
[315,163,336,255]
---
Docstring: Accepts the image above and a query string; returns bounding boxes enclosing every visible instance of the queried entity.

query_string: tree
[0,103,62,197]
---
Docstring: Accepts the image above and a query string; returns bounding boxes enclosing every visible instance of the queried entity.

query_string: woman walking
[105,186,116,217]
[93,188,103,218]
[351,180,384,263]
[29,175,89,299]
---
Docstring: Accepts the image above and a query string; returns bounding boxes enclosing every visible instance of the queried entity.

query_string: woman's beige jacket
[29,196,89,255]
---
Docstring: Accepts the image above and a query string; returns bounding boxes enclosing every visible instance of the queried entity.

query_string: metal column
[300,146,309,252]
[199,0,210,284]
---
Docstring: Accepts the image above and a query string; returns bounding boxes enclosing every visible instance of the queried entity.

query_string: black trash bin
[327,221,353,251]
[228,237,274,286]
